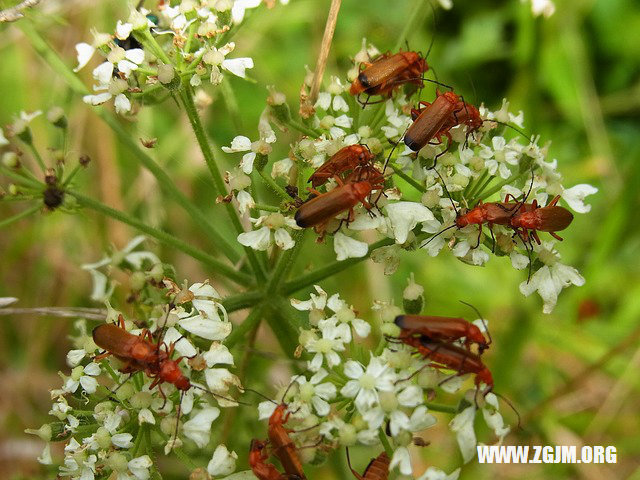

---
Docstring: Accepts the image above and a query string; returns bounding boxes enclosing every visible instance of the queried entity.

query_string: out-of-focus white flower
[207,444,238,476]
[528,0,555,17]
[519,242,585,313]
[417,467,461,480]
[0,127,9,146]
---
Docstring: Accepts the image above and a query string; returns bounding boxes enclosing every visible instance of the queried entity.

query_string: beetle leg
[550,232,564,241]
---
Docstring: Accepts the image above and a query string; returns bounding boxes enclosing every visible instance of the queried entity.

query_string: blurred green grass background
[1,0,639,478]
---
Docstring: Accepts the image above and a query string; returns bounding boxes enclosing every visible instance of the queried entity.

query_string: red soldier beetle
[249,439,302,480]
[308,144,375,188]
[346,449,390,480]
[350,51,429,105]
[395,335,521,426]
[294,174,385,231]
[394,301,491,354]
[509,195,574,244]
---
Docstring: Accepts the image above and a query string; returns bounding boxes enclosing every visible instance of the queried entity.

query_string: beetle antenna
[459,300,492,347]
[432,166,459,217]
[241,387,278,405]
[493,391,522,430]
[419,223,457,249]
[191,384,253,406]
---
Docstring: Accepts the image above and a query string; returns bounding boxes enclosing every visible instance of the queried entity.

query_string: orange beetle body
[348,451,391,480]
[308,145,375,188]
[510,195,573,243]
[249,439,301,480]
[268,404,307,479]
[350,51,428,99]
[295,180,378,229]
[395,315,489,353]
[402,336,494,392]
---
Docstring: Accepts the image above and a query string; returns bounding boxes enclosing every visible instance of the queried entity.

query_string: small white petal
[115,21,133,41]
[449,406,477,463]
[240,152,256,174]
[315,92,331,110]
[390,446,413,475]
[203,342,235,367]
[418,467,461,480]
[386,202,435,244]
[274,228,295,250]
[124,48,145,65]
[74,43,95,72]
[92,61,114,85]
[114,94,132,114]
[128,455,152,480]
[222,57,254,78]
[138,409,156,425]
[332,95,349,112]
[333,232,368,261]
[183,408,221,447]
[179,316,232,341]
[111,433,134,449]
[66,349,87,367]
[237,226,271,251]
[83,92,113,106]
[207,444,238,476]
[222,136,252,153]
[562,184,598,213]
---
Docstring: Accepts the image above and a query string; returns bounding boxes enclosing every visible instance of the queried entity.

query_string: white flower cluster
[222,40,596,313]
[257,285,509,478]
[74,1,286,115]
[29,279,241,479]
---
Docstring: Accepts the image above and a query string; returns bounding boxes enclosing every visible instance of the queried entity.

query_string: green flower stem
[19,22,243,264]
[258,170,292,202]
[378,428,393,457]
[287,118,321,138]
[471,174,496,203]
[27,144,46,172]
[465,169,489,200]
[179,83,266,282]
[0,165,42,189]
[477,170,529,202]
[140,30,172,65]
[267,300,303,360]
[0,204,41,229]
[282,237,395,295]
[221,290,263,313]
[68,190,252,286]
[131,424,146,458]
[390,163,426,193]
[0,195,39,202]
[62,164,83,188]
[225,305,264,348]
[394,0,429,51]
[425,402,459,414]
[266,230,306,294]
[253,203,281,213]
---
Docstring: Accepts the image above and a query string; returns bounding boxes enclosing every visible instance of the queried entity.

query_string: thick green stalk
[68,190,252,286]
[225,305,264,348]
[282,237,395,295]
[258,170,291,201]
[390,163,426,193]
[0,203,41,229]
[221,290,263,313]
[19,22,243,264]
[179,83,266,282]
[266,231,306,294]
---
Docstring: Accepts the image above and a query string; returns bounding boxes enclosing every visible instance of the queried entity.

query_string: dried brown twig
[0,0,42,22]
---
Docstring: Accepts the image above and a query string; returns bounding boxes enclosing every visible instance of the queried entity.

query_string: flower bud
[2,151,19,169]
[107,452,129,472]
[12,119,31,144]
[380,321,401,338]
[95,427,112,449]
[131,391,153,409]
[337,423,357,446]
[319,115,335,130]
[79,154,91,167]
[402,274,424,315]
[25,424,52,441]
[130,271,146,291]
[115,382,135,401]
[363,137,382,155]
[47,107,67,128]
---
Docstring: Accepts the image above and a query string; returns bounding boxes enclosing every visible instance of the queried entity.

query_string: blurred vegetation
[1,0,639,478]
